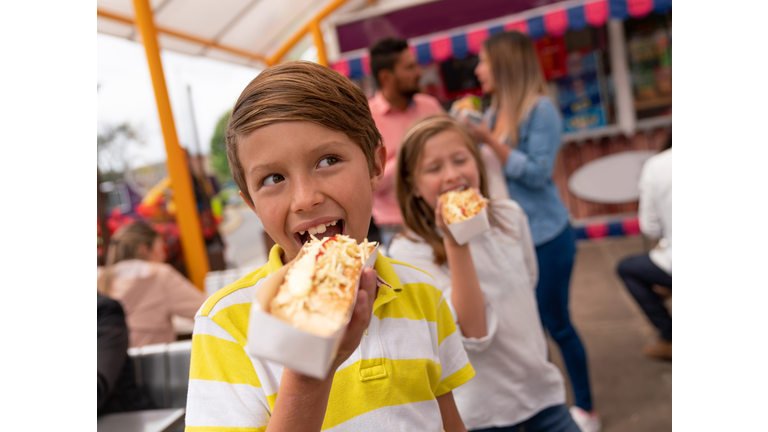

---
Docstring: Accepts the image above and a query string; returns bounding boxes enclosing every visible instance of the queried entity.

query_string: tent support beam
[131,0,210,290]
[98,8,267,65]
[267,0,348,65]
[310,20,328,66]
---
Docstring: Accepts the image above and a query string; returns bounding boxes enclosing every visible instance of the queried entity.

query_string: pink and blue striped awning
[332,0,671,79]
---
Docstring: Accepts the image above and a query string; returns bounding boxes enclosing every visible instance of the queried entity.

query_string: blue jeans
[471,404,581,432]
[617,254,672,341]
[535,225,593,412]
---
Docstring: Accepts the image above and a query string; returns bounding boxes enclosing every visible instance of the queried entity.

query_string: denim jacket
[486,97,569,246]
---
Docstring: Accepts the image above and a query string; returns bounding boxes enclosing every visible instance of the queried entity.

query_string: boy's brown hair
[225,61,383,206]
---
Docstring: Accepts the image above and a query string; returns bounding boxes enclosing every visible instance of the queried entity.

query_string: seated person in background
[97,221,207,347]
[98,294,154,415]
[617,139,672,360]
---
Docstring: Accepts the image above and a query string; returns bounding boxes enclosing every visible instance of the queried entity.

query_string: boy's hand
[269,269,378,432]
[331,268,378,371]
[460,116,492,146]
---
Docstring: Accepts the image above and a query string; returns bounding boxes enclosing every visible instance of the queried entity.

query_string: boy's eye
[318,155,340,168]
[262,174,285,186]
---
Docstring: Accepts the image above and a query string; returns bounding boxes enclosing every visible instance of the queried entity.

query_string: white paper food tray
[450,107,483,125]
[245,244,378,380]
[445,206,490,245]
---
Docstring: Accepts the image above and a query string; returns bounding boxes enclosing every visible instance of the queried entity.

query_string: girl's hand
[435,200,461,248]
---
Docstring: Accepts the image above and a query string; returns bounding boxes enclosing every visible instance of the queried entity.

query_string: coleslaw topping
[440,188,488,224]
[272,235,377,327]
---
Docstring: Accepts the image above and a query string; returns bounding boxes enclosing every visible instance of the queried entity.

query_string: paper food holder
[445,206,491,245]
[245,245,378,380]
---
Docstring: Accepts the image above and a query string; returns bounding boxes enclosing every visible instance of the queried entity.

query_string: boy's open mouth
[294,219,345,246]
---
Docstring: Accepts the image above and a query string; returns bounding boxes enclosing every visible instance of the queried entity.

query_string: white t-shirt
[638,149,672,274]
[480,144,511,201]
[389,199,566,430]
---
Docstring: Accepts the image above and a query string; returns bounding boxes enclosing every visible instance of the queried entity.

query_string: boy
[184,61,474,431]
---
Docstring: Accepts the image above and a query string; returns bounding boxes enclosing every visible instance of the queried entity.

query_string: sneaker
[643,339,672,360]
[570,406,602,432]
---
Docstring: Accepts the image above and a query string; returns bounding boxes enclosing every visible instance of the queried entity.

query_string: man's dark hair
[369,38,409,87]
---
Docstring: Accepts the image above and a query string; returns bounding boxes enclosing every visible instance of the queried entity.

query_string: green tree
[210,110,233,185]
[97,122,141,176]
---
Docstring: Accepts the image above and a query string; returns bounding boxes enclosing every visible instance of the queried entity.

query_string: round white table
[568,150,657,204]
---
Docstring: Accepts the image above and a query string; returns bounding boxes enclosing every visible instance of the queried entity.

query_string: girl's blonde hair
[484,31,549,145]
[97,221,160,296]
[395,114,515,265]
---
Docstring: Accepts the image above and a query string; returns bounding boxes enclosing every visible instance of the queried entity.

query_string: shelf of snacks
[634,96,671,111]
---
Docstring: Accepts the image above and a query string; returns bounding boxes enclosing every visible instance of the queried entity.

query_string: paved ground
[550,235,672,432]
[221,204,268,270]
[220,213,672,431]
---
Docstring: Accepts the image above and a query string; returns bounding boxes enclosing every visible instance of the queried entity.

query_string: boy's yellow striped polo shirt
[185,245,474,431]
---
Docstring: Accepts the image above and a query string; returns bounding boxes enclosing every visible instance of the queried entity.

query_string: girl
[389,114,579,432]
[97,221,207,347]
[463,31,601,432]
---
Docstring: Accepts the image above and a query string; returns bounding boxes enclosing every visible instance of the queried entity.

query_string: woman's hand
[460,116,493,145]
[331,268,378,371]
[462,117,510,163]
[435,200,462,249]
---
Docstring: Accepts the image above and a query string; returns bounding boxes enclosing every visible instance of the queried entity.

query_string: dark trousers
[535,225,593,412]
[471,404,581,432]
[617,254,672,341]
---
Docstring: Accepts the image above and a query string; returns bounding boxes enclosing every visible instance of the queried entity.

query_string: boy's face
[238,121,385,263]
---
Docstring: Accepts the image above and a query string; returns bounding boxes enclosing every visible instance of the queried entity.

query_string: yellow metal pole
[132,0,209,290]
[309,20,328,66]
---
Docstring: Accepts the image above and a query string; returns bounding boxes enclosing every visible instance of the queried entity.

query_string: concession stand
[327,0,672,236]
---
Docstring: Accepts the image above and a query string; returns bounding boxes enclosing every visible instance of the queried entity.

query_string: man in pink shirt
[368,38,444,248]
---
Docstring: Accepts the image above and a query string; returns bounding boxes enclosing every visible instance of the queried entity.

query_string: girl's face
[475,49,495,95]
[413,128,480,210]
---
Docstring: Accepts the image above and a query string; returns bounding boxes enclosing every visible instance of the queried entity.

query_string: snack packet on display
[246,235,378,379]
[439,189,491,245]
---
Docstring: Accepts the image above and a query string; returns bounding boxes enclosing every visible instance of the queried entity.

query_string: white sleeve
[449,296,498,353]
[519,210,539,290]
[638,160,662,239]
[388,238,499,352]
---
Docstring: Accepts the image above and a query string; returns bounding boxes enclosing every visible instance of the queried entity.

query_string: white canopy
[96,0,439,68]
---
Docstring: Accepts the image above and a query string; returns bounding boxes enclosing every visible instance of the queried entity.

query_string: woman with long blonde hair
[98,221,206,347]
[462,31,601,432]
[389,114,581,432]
